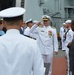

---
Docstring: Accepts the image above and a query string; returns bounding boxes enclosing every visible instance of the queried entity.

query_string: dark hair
[26,21,33,25]
[3,15,23,21]
[0,20,2,24]
[3,15,23,26]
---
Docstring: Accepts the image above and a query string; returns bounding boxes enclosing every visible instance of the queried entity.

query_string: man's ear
[2,20,6,28]
[20,20,23,27]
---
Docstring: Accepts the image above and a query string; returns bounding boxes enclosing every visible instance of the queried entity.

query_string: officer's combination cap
[0,7,26,21]
[42,15,51,21]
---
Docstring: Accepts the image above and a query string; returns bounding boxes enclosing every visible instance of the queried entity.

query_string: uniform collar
[44,25,51,28]
[6,29,20,34]
[26,27,31,30]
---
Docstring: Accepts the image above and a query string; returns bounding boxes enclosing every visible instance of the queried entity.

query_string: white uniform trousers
[65,49,69,75]
[42,54,53,75]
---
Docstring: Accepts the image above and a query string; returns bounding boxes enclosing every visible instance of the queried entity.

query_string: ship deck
[52,50,67,75]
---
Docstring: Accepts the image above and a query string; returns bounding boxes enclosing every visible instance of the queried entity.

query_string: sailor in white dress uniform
[60,23,67,51]
[0,7,44,75]
[30,15,58,75]
[63,20,73,75]
[24,19,37,39]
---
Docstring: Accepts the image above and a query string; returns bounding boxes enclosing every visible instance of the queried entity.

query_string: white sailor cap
[65,20,71,24]
[0,7,26,21]
[26,19,33,24]
[33,20,38,24]
[63,23,66,25]
[42,15,52,21]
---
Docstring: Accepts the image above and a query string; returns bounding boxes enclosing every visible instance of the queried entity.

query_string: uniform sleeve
[60,27,62,39]
[30,24,38,34]
[32,41,44,75]
[53,29,58,52]
[65,30,73,47]
[24,28,30,36]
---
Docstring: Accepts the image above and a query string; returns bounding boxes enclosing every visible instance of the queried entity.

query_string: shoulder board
[24,35,36,40]
[51,26,56,29]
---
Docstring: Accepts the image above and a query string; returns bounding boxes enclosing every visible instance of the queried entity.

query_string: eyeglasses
[43,20,49,22]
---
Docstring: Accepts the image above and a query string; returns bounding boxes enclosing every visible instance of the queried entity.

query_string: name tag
[41,30,44,32]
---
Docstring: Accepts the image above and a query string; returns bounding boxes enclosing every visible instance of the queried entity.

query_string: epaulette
[24,34,36,40]
[51,26,56,29]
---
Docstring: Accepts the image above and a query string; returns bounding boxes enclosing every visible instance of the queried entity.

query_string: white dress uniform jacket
[63,28,73,75]
[30,24,58,55]
[0,29,44,75]
[60,27,67,50]
[64,28,74,50]
[60,27,64,39]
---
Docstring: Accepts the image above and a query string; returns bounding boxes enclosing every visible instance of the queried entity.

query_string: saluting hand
[36,20,42,26]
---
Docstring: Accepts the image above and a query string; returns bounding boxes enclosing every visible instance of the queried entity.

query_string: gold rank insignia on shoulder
[48,30,52,37]
[51,26,55,29]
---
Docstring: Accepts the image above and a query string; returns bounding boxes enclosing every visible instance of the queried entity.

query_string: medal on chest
[48,30,52,37]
